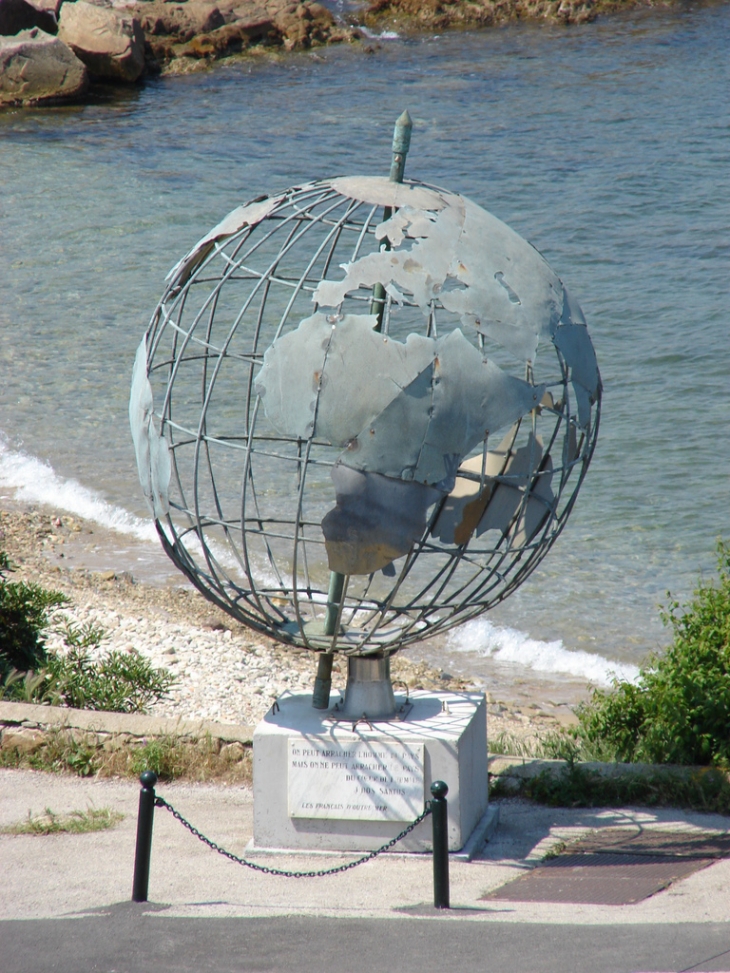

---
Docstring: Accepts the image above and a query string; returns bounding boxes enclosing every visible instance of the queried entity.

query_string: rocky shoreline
[0,0,697,107]
[359,0,680,34]
[0,503,573,746]
[0,0,360,106]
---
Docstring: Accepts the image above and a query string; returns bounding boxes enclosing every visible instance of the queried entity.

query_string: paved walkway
[3,769,730,971]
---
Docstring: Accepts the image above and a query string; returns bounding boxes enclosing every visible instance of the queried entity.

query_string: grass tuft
[2,806,124,836]
[489,729,582,762]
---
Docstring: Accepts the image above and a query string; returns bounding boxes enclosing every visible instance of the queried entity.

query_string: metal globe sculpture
[130,116,601,716]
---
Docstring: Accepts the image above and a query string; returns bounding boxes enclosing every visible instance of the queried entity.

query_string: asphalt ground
[7,915,730,973]
[4,769,730,972]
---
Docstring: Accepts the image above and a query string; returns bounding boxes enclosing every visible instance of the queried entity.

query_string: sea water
[1,3,728,703]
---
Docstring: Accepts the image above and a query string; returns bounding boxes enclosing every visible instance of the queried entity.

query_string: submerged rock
[359,0,621,31]
[58,0,145,82]
[0,27,88,104]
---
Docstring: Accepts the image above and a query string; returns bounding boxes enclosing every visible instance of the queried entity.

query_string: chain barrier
[154,795,432,879]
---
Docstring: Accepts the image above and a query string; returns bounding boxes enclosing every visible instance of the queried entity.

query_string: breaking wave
[447,617,641,687]
[0,439,158,543]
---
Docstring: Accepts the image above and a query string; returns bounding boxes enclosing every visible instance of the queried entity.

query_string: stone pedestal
[252,690,488,853]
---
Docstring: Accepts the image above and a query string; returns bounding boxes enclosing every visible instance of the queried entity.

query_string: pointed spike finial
[390,109,412,183]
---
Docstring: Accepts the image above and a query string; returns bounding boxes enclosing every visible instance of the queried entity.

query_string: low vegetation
[2,806,124,836]
[489,544,730,809]
[492,544,730,770]
[0,552,175,713]
[490,761,730,815]
[0,550,246,783]
[0,551,67,676]
[0,727,253,784]
[489,729,580,762]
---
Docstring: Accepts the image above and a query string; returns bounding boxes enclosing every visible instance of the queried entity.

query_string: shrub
[574,542,730,766]
[44,645,175,712]
[3,638,177,714]
[0,551,66,676]
[0,552,175,714]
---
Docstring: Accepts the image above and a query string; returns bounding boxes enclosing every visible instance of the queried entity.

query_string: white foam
[359,26,400,39]
[447,617,640,688]
[0,439,309,595]
[0,439,158,544]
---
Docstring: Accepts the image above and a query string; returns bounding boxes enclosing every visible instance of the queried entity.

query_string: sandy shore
[0,502,576,747]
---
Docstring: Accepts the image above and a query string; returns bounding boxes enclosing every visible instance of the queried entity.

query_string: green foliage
[574,542,730,766]
[488,730,533,757]
[491,762,730,815]
[127,734,223,780]
[0,552,66,676]
[0,552,175,714]
[39,644,177,713]
[3,641,176,713]
[127,735,187,779]
[2,668,48,702]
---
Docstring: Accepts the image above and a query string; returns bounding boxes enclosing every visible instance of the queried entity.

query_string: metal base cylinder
[339,654,397,720]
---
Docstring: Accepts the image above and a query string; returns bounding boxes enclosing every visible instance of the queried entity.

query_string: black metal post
[430,780,450,909]
[132,770,158,903]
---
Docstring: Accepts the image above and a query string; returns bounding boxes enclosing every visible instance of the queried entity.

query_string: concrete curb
[0,700,256,746]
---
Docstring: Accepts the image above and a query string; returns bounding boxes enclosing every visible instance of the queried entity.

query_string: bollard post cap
[430,780,448,799]
[140,770,158,788]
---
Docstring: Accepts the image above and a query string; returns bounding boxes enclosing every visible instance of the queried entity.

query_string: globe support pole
[312,109,413,711]
[312,571,346,708]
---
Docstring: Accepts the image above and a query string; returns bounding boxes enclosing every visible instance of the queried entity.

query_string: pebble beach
[0,502,576,746]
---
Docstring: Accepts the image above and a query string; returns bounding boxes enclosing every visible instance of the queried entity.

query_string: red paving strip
[561,828,730,859]
[483,828,730,905]
[483,852,715,905]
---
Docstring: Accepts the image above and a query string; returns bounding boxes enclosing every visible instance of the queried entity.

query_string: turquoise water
[1,3,729,695]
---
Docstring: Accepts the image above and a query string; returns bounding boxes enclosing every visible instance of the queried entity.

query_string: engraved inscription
[287,740,424,821]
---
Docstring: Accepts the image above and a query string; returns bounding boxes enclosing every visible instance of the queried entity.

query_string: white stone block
[252,690,488,852]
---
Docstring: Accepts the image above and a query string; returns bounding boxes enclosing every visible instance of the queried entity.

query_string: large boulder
[0,27,88,104]
[0,0,57,35]
[58,0,144,81]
